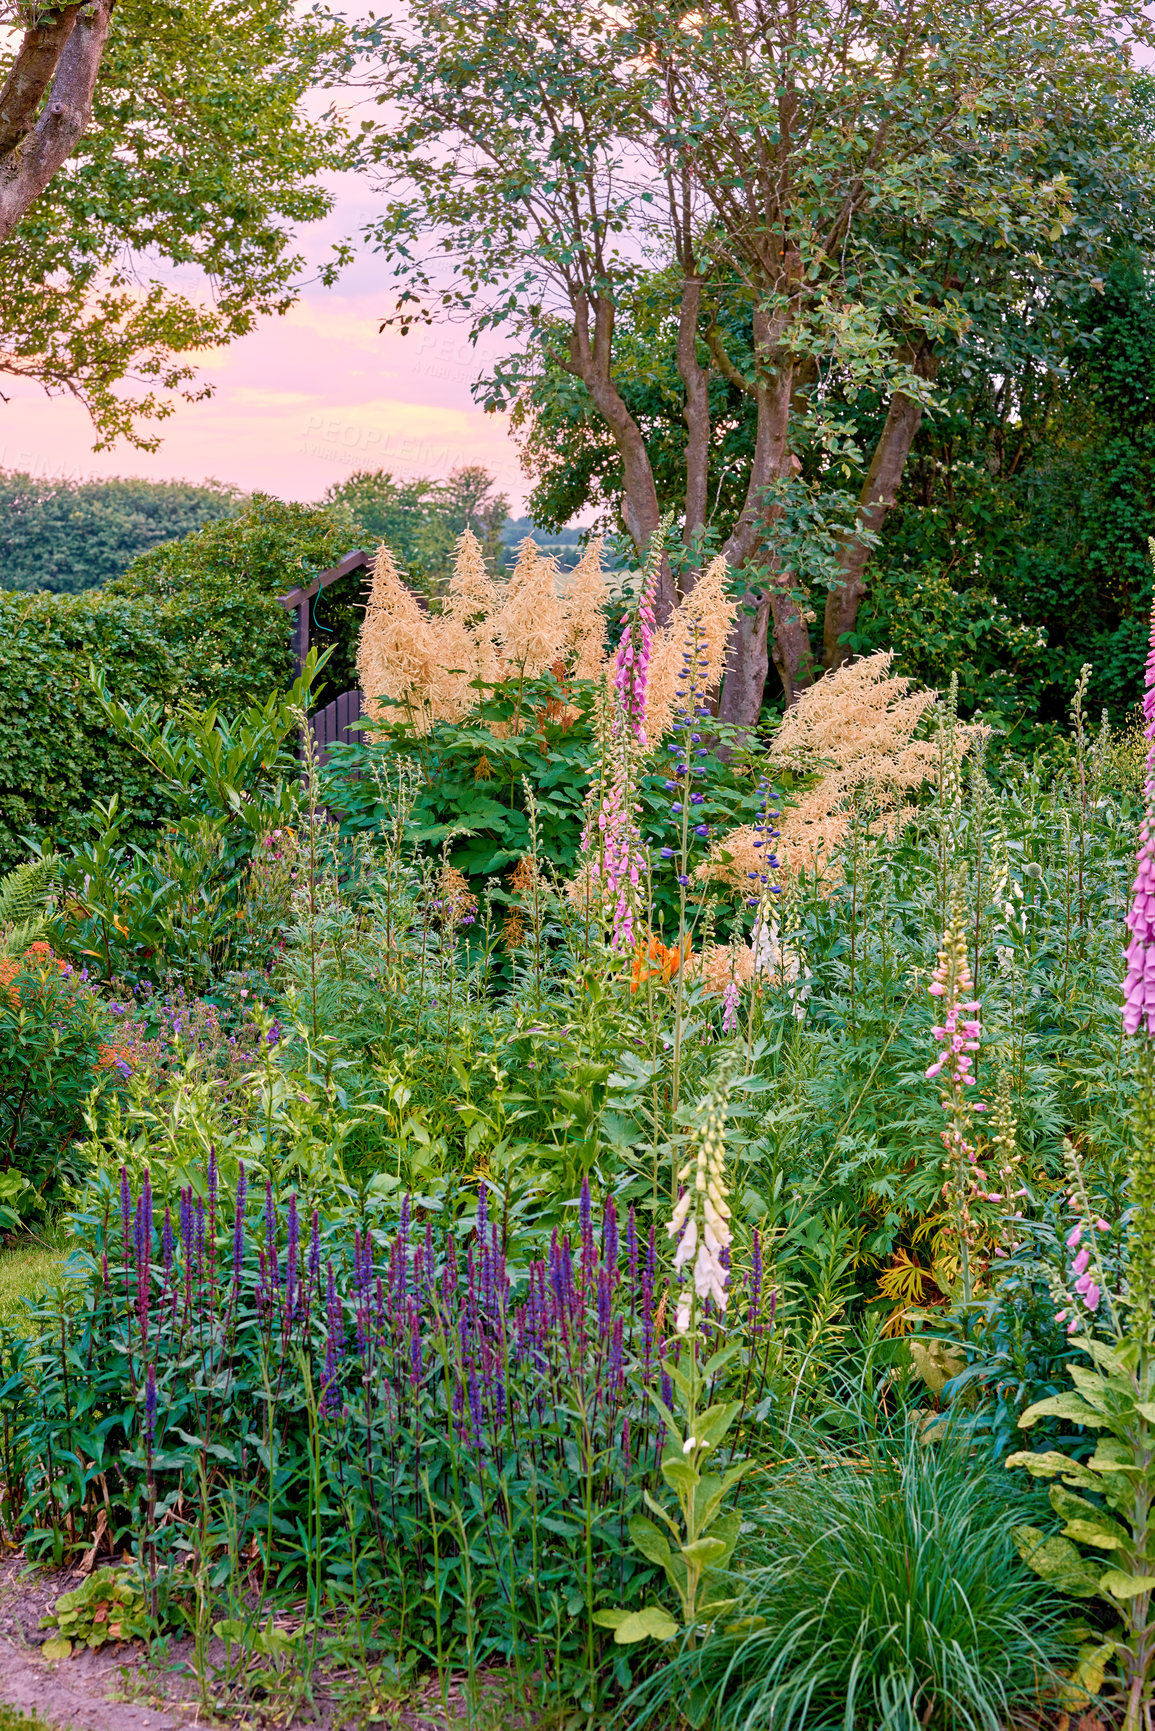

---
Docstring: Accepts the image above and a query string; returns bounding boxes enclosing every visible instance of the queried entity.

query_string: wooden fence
[310,687,364,767]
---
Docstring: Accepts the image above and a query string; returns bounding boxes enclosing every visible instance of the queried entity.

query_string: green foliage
[0,948,125,1219]
[848,561,1050,719]
[109,494,354,708]
[2,0,350,446]
[0,472,243,596]
[54,661,322,987]
[0,857,58,956]
[632,1430,1069,1731]
[0,498,361,874]
[0,590,183,874]
[322,466,511,595]
[40,1565,155,1656]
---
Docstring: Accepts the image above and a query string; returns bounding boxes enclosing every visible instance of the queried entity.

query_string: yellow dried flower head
[445,527,500,625]
[357,544,437,734]
[644,557,737,742]
[701,651,970,891]
[497,539,568,678]
[562,537,611,682]
[357,533,612,736]
[697,942,756,994]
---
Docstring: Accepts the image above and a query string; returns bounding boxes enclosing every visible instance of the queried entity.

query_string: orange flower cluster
[629,937,693,993]
[0,942,67,1007]
[96,1042,133,1074]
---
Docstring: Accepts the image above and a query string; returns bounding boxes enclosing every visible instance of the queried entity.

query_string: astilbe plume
[358,531,609,736]
[641,556,736,744]
[702,653,965,891]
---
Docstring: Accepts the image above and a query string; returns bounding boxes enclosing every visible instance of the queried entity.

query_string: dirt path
[0,1634,196,1728]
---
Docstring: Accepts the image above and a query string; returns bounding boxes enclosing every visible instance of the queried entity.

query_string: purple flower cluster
[104,1164,777,1512]
[1124,597,1155,1034]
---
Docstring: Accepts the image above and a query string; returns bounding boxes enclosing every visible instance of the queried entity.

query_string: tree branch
[0,0,115,244]
[677,275,712,554]
[0,4,85,160]
[821,347,938,669]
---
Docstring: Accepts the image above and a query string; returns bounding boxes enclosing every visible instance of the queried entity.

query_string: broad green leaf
[1006,1450,1103,1490]
[607,1606,679,1644]
[1077,1639,1117,1693]
[681,1536,728,1568]
[592,1609,630,1630]
[1019,1394,1109,1430]
[40,1638,71,1661]
[1012,1526,1103,1597]
[1099,1570,1155,1600]
[660,1458,699,1493]
[1051,1486,1130,1551]
[629,1515,672,1568]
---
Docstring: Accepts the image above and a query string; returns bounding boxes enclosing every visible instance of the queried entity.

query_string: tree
[1,0,348,446]
[354,0,1154,719]
[322,465,511,592]
[110,494,362,708]
[0,471,243,593]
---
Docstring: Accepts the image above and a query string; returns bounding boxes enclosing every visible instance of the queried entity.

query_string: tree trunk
[822,361,934,669]
[0,1,114,244]
[677,275,711,565]
[718,307,814,722]
[567,291,677,620]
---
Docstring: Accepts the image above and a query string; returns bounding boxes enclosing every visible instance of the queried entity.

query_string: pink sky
[3,176,530,511]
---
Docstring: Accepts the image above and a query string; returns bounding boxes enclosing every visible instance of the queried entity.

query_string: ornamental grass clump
[632,1427,1070,1731]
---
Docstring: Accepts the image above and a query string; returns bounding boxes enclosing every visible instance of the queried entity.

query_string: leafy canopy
[1,0,350,447]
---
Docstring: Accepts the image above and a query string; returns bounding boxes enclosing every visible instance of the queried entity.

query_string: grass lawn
[0,1237,65,1329]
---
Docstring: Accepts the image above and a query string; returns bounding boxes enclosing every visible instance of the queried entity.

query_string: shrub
[0,591,181,873]
[110,493,362,708]
[0,945,127,1218]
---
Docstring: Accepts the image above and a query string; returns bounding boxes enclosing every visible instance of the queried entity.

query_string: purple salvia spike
[610,1315,624,1396]
[409,1294,421,1388]
[627,1205,638,1286]
[145,1363,157,1452]
[309,1209,321,1288]
[750,1227,763,1338]
[285,1193,299,1322]
[142,1170,152,1246]
[162,1207,173,1285]
[468,1365,483,1447]
[603,1196,619,1281]
[621,1415,631,1469]
[597,1267,611,1337]
[579,1177,593,1277]
[195,1196,205,1289]
[424,1220,434,1292]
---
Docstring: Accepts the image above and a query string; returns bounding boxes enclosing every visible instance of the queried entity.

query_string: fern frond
[0,857,58,928]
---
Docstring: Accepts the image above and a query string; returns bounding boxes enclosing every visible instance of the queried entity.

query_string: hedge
[0,497,370,872]
[0,588,291,873]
